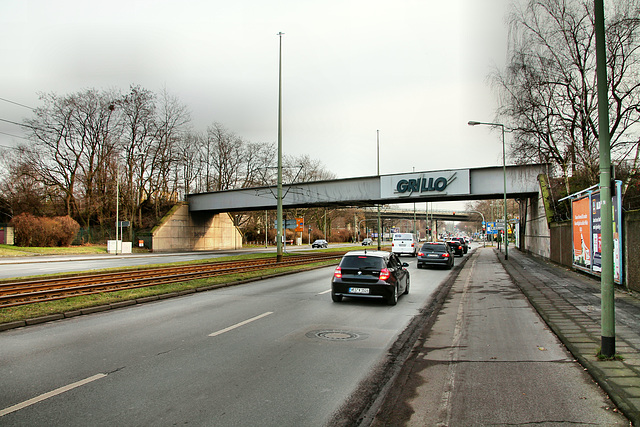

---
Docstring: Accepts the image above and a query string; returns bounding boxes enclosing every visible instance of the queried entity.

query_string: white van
[392,233,418,256]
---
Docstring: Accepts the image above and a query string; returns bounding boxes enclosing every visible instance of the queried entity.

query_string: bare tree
[494,0,640,196]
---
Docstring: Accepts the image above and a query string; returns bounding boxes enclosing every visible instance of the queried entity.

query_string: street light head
[468,121,481,126]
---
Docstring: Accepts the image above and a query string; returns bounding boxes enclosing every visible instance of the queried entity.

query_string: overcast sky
[0,0,513,209]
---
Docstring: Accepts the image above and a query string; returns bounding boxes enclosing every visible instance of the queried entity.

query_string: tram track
[0,252,345,308]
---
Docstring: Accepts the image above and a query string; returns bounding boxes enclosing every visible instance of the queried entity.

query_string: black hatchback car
[417,242,454,269]
[331,250,410,305]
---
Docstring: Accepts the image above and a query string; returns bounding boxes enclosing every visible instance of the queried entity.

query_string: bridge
[187,164,545,212]
[151,164,546,253]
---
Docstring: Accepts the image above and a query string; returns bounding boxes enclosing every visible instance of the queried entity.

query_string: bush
[10,213,80,247]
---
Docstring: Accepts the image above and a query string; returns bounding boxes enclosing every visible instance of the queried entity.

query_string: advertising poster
[591,193,602,273]
[582,185,622,284]
[572,197,591,269]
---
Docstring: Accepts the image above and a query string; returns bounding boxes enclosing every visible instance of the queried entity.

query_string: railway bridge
[151,164,549,256]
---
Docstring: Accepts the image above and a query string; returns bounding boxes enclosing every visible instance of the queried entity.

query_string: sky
[0,0,513,210]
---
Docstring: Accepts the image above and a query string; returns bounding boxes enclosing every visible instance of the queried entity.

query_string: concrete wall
[624,210,640,292]
[152,203,242,252]
[520,191,551,259]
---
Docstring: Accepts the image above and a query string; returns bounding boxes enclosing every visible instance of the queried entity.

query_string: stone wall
[151,203,242,252]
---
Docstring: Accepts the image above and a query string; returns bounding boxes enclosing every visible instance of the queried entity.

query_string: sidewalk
[371,247,639,426]
[501,247,640,425]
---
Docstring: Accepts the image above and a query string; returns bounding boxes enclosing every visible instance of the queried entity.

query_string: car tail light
[443,253,450,258]
[417,251,424,256]
[379,268,390,281]
[333,267,342,279]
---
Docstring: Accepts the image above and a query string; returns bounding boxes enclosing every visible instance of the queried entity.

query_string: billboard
[571,183,622,283]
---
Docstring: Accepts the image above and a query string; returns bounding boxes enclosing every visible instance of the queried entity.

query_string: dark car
[331,250,410,305]
[450,237,468,254]
[417,242,454,269]
[312,239,328,248]
[447,239,465,256]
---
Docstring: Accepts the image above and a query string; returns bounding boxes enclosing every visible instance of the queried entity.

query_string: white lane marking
[0,373,107,417]
[317,289,331,295]
[209,312,273,337]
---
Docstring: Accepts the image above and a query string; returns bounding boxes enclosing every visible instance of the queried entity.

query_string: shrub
[10,214,80,247]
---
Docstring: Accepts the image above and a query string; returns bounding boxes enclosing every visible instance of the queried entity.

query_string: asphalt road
[0,250,459,426]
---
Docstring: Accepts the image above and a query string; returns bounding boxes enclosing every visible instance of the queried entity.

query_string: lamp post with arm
[468,120,508,260]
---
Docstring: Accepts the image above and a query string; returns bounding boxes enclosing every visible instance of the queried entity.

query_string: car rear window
[421,244,446,253]
[340,255,385,269]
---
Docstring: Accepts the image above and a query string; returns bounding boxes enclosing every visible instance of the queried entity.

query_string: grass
[596,349,625,361]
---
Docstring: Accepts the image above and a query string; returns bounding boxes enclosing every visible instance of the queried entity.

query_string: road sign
[118,221,130,227]
[274,220,298,229]
[295,218,304,232]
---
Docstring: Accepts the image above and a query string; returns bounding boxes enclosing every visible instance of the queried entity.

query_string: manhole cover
[306,330,369,341]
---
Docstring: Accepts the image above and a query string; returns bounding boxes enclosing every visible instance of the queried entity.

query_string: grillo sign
[380,169,470,199]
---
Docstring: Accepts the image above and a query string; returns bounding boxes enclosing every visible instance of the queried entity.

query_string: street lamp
[377,130,382,251]
[468,120,508,260]
[276,32,284,263]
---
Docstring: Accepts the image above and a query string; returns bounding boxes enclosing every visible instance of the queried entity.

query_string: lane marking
[0,373,107,417]
[209,312,273,337]
[317,289,331,295]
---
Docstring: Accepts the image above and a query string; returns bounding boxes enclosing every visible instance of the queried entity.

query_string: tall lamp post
[276,32,284,263]
[468,120,508,260]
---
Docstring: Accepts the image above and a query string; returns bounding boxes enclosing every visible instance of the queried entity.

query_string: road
[0,248,459,426]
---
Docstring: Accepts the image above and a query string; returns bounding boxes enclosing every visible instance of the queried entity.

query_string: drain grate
[306,329,369,341]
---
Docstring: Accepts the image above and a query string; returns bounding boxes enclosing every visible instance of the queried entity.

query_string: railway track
[0,252,344,308]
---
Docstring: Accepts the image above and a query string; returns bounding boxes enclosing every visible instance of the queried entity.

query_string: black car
[450,237,468,254]
[417,242,454,269]
[447,239,465,256]
[312,239,328,248]
[331,250,410,305]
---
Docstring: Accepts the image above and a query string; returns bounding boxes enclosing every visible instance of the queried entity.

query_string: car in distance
[391,233,418,257]
[361,238,373,246]
[312,239,328,248]
[331,250,410,305]
[450,237,468,254]
[447,239,464,256]
[417,242,454,269]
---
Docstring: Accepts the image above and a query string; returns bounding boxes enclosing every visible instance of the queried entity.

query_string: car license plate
[428,254,439,257]
[349,287,370,294]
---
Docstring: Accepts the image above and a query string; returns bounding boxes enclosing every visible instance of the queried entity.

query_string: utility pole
[276,32,284,263]
[595,0,615,357]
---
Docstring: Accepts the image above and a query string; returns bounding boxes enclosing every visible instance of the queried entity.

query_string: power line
[0,131,29,141]
[0,96,35,110]
[0,117,44,132]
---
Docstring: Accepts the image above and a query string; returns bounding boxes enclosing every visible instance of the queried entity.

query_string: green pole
[276,32,284,263]
[595,0,615,357]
